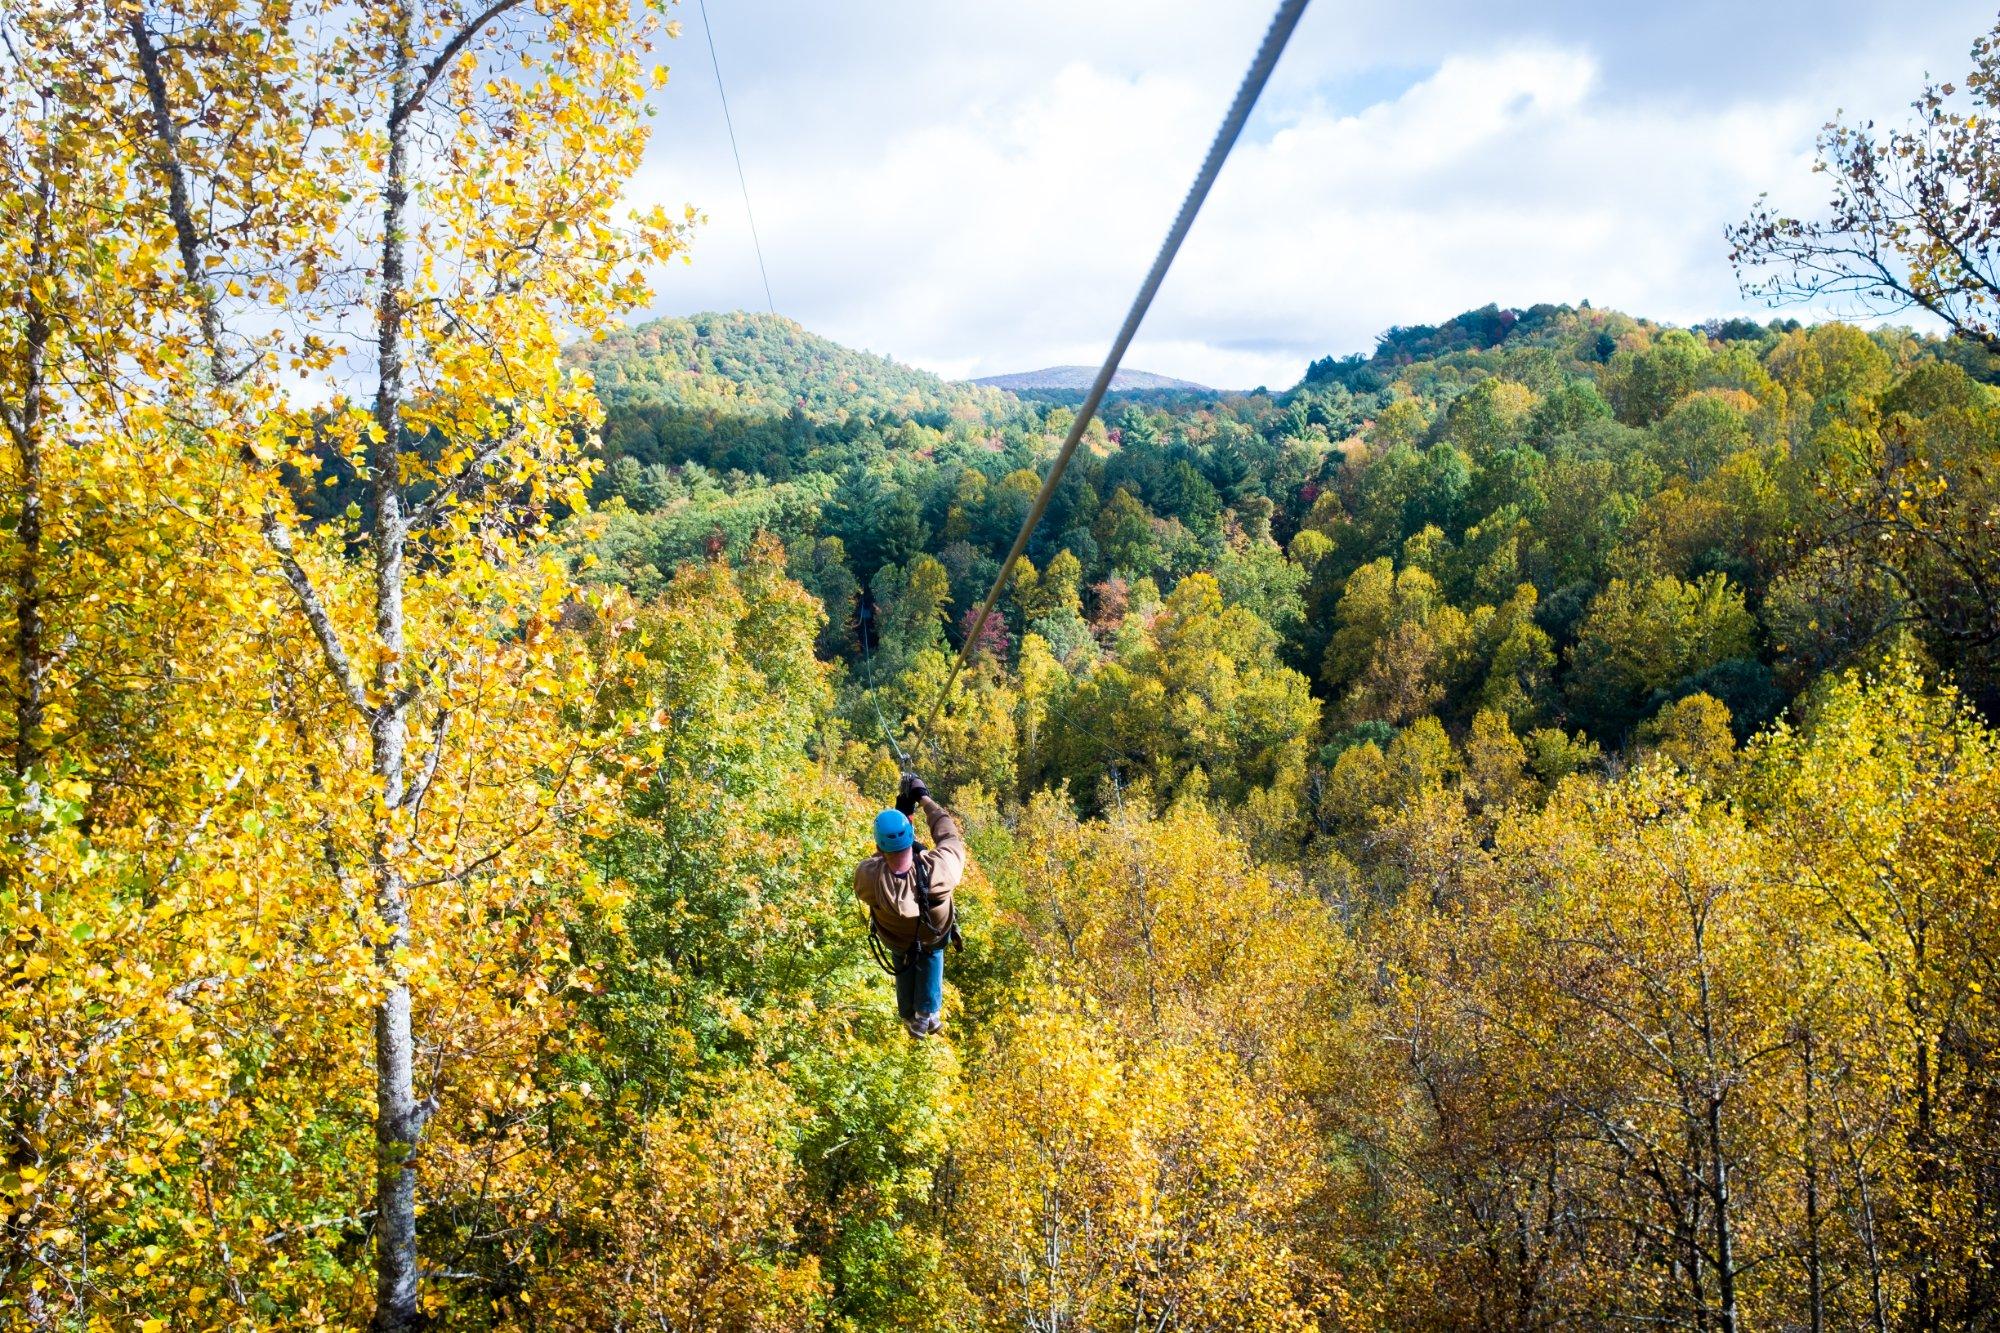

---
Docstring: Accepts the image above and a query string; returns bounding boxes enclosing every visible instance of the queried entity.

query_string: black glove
[896,772,929,815]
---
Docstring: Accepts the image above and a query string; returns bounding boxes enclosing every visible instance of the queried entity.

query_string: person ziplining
[854,773,965,1039]
[847,0,1309,1032]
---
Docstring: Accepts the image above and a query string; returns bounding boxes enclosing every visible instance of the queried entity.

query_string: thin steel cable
[1051,694,1135,773]
[855,599,909,768]
[919,0,1310,739]
[1042,689,1147,811]
[697,0,777,315]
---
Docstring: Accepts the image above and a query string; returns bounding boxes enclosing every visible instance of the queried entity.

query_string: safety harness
[866,844,961,977]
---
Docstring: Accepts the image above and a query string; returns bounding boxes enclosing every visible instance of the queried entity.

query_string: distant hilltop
[969,365,1212,393]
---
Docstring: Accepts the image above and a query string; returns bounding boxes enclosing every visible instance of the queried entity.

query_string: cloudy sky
[628,1,1994,390]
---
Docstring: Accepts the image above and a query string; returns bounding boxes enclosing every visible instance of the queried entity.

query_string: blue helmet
[873,808,915,853]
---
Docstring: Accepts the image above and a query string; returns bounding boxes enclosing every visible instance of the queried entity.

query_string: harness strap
[912,849,962,952]
[866,843,958,969]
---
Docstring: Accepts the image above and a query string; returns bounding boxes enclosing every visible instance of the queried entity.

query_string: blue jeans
[894,943,944,1021]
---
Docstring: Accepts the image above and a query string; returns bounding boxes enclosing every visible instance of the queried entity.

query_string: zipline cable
[697,0,777,316]
[918,0,1310,740]
[855,599,910,769]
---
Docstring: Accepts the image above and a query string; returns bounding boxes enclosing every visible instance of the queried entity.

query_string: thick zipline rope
[697,0,777,316]
[917,0,1311,741]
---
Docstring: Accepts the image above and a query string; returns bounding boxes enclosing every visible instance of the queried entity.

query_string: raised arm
[918,795,966,889]
[919,795,962,854]
[897,771,966,885]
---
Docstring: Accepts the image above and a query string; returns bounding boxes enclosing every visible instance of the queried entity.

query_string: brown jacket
[854,796,966,951]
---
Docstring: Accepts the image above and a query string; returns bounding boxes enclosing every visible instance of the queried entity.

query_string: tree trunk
[1690,907,1739,1333]
[127,5,429,1322]
[1910,1024,1938,1333]
[1802,1032,1825,1333]
[1910,905,1938,1333]
[369,5,422,1324]
[10,204,50,776]
[4,131,55,1333]
[1707,1091,1740,1333]
[1684,1217,1709,1333]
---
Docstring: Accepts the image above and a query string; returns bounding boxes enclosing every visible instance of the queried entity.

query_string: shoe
[920,1012,944,1037]
[904,1016,929,1040]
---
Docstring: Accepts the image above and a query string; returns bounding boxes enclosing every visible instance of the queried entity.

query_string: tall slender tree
[116,0,683,1321]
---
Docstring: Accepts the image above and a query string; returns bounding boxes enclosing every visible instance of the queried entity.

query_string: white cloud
[629,2,1992,389]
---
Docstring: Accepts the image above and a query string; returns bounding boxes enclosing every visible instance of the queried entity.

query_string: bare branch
[127,9,242,380]
[262,513,370,715]
[411,425,526,530]
[388,0,527,131]
[1727,52,2000,353]
[153,765,246,889]
[403,708,449,813]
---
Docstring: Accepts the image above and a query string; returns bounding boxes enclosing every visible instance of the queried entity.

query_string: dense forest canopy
[581,301,2000,746]
[9,0,2000,1328]
[548,296,2000,1329]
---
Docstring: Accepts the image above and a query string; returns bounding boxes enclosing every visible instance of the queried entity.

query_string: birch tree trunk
[119,0,674,1318]
[3,81,55,1333]
[8,189,49,776]
[369,2,422,1321]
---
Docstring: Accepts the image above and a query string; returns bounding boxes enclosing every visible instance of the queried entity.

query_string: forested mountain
[970,365,1212,392]
[580,309,998,418]
[572,311,1008,479]
[581,298,2000,738]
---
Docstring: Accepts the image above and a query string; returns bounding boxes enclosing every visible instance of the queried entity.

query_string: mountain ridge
[969,365,1212,393]
[573,310,1006,422]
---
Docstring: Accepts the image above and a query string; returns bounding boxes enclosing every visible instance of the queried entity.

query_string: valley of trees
[7,0,2000,1329]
